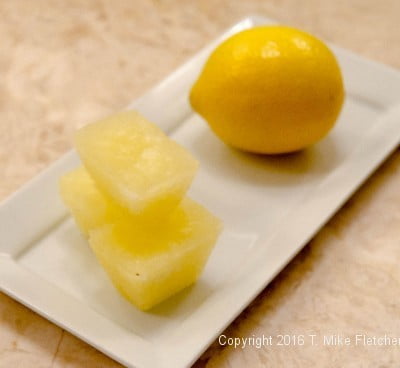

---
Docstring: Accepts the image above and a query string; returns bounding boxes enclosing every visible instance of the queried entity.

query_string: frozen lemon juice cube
[59,167,130,235]
[74,111,198,215]
[89,198,221,310]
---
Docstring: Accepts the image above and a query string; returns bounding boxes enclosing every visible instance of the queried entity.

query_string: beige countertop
[1,1,400,367]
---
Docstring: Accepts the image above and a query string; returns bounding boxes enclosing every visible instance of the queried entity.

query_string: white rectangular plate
[1,16,400,368]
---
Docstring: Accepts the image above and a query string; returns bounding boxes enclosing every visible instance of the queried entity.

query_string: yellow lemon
[190,26,345,154]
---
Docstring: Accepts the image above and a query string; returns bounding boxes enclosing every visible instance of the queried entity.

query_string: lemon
[190,26,345,154]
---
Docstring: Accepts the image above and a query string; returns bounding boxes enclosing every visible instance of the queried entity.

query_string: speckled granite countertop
[1,1,400,367]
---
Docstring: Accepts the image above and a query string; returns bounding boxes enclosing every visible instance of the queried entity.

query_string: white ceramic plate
[1,15,400,368]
